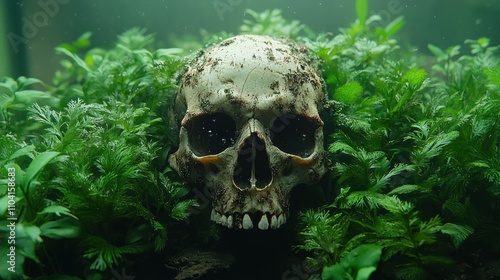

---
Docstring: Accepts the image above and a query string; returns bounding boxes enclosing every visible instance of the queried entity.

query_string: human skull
[169,35,326,230]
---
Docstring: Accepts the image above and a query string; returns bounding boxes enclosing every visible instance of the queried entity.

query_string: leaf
[356,0,369,25]
[39,205,78,219]
[24,151,60,188]
[8,145,35,161]
[356,267,377,280]
[322,244,382,280]
[384,16,405,37]
[438,223,473,248]
[403,68,427,88]
[428,44,447,61]
[14,90,50,103]
[329,141,357,155]
[170,200,198,221]
[40,219,80,239]
[477,37,490,48]
[333,81,363,104]
[73,31,92,49]
[388,185,421,195]
[322,263,347,280]
[154,48,183,58]
[17,77,43,88]
[412,131,459,166]
[346,244,383,270]
[16,223,43,243]
[56,47,91,72]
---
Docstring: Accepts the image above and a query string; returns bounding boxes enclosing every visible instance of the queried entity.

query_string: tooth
[243,214,253,229]
[214,211,221,223]
[270,215,278,229]
[278,214,285,226]
[220,215,228,226]
[258,215,269,230]
[211,209,216,220]
[227,215,233,228]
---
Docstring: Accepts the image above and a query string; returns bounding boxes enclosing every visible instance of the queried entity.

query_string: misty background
[1,0,499,82]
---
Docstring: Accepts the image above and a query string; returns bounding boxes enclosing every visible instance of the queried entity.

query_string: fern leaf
[438,223,474,248]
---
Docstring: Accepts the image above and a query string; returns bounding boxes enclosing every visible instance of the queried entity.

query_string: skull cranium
[169,34,326,230]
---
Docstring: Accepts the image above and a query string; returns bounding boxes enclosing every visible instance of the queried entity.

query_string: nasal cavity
[233,134,272,190]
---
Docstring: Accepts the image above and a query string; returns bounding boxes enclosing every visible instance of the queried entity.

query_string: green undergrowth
[1,29,196,279]
[1,0,499,279]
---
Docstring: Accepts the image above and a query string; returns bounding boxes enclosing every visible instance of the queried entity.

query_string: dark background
[1,0,499,82]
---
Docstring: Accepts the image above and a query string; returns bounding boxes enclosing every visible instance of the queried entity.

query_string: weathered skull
[169,35,326,230]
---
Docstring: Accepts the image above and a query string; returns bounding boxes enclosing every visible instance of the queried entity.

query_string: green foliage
[0,149,78,279]
[240,9,311,39]
[295,1,498,279]
[332,81,363,105]
[0,29,194,279]
[1,3,499,280]
[0,76,56,137]
[322,244,382,280]
[355,0,369,27]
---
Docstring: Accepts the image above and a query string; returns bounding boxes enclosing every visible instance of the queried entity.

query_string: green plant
[322,244,382,280]
[1,2,499,279]
[295,0,496,279]
[1,29,196,279]
[0,146,78,279]
[0,76,57,137]
[240,9,311,39]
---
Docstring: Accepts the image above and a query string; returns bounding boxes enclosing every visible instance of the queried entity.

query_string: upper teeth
[243,214,253,229]
[211,209,286,230]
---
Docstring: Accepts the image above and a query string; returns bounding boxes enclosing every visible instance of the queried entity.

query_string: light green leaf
[8,145,35,161]
[39,205,78,220]
[24,151,60,188]
[322,263,347,280]
[428,44,447,61]
[384,16,405,37]
[356,0,369,25]
[73,31,92,49]
[40,219,80,239]
[17,77,43,88]
[154,48,183,58]
[56,47,91,72]
[403,68,427,88]
[333,81,363,104]
[477,37,490,48]
[356,266,377,280]
[17,223,43,243]
[388,185,421,195]
[347,244,383,270]
[14,90,50,103]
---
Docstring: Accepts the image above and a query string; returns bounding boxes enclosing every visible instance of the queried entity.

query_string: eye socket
[270,114,319,157]
[186,113,236,156]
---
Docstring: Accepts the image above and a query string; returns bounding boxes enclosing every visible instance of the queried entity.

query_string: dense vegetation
[1,0,499,279]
